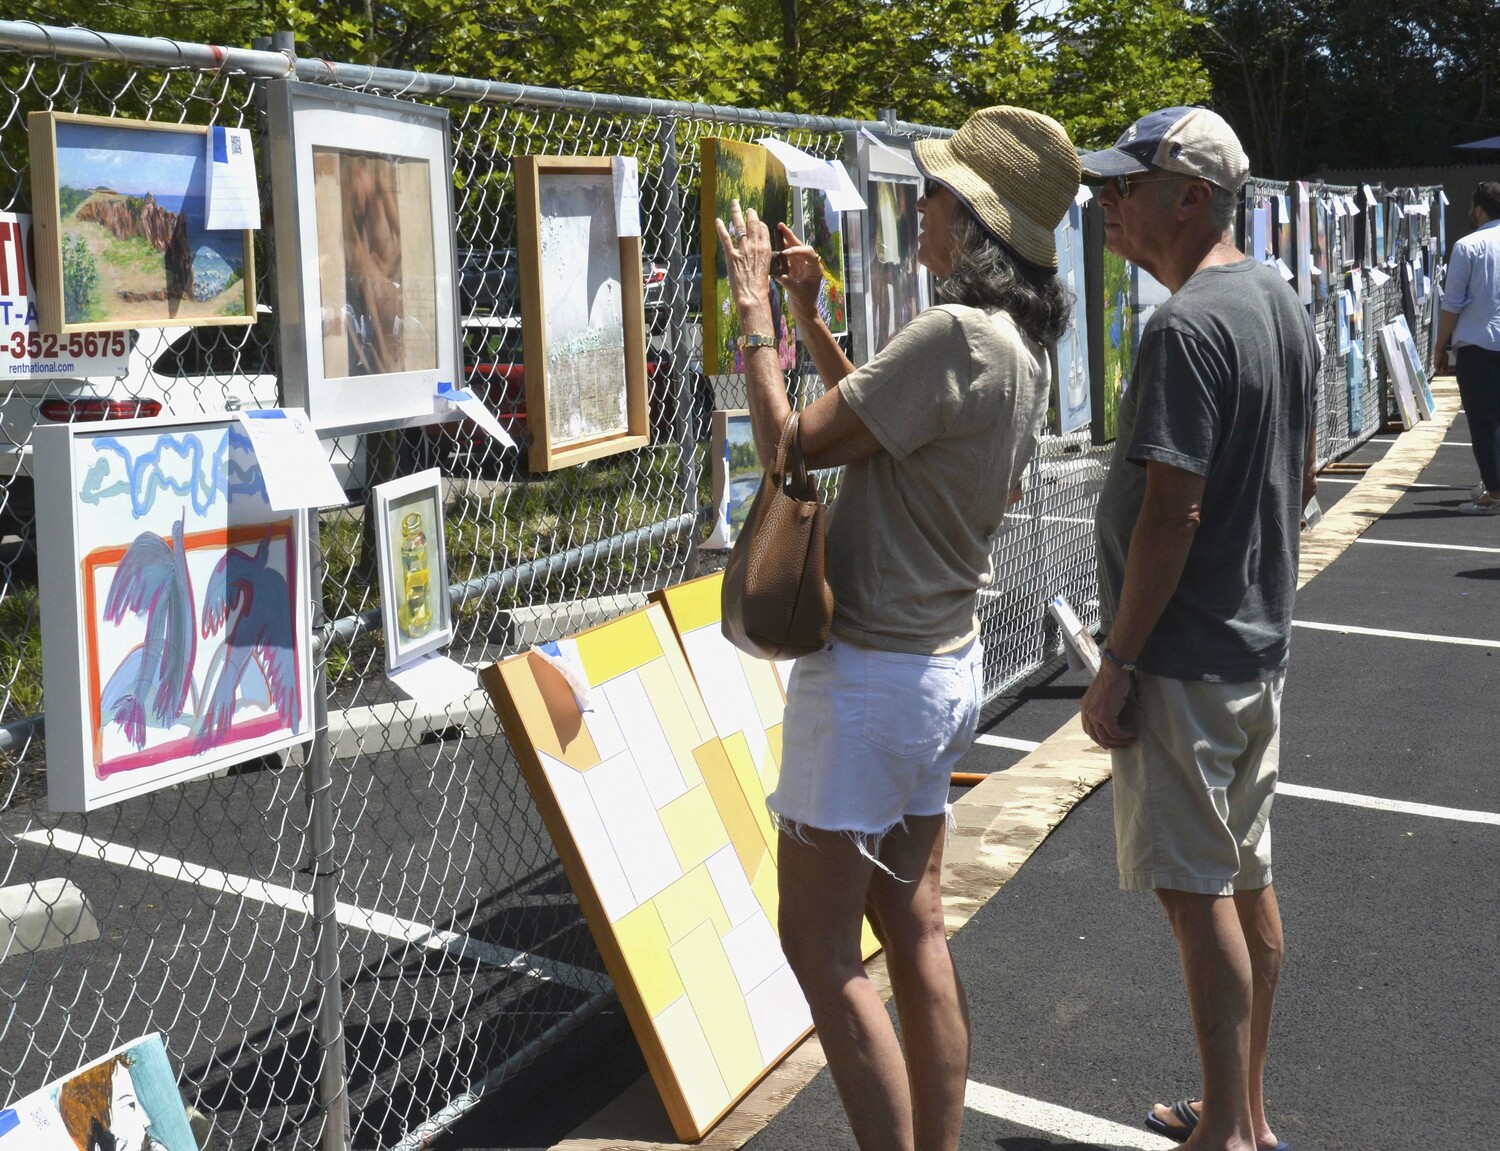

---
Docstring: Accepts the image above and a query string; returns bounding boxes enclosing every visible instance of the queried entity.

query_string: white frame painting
[372,468,453,672]
[1054,195,1092,435]
[268,80,461,434]
[1379,321,1422,429]
[704,409,761,549]
[35,414,314,811]
[848,133,931,365]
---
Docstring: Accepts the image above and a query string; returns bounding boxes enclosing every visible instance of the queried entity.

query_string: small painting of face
[108,1062,151,1151]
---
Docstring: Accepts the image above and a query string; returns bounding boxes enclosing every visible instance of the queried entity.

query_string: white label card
[237,409,347,510]
[612,156,641,238]
[204,126,261,231]
[436,382,517,450]
[387,652,476,709]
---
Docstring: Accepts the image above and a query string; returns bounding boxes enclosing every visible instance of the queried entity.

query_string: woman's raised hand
[714,199,774,312]
[774,222,824,318]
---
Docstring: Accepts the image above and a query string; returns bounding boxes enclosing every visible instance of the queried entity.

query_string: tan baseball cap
[913,105,1081,270]
[1078,106,1249,192]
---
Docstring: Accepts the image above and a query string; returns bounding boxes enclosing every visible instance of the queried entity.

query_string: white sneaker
[1458,491,1500,514]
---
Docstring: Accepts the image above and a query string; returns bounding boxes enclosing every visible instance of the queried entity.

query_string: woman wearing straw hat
[717,105,1080,1151]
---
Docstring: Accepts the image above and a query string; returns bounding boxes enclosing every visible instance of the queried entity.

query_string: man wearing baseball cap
[1077,106,1318,1151]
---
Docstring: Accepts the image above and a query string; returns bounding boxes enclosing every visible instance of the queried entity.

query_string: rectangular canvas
[793,187,848,337]
[1053,197,1092,435]
[861,171,925,360]
[1093,248,1136,443]
[518,156,650,470]
[1275,193,1295,279]
[700,138,798,376]
[1250,201,1271,265]
[1296,183,1313,305]
[1393,316,1436,417]
[35,414,314,811]
[479,604,816,1140]
[1310,197,1328,303]
[373,468,453,671]
[1347,337,1366,436]
[27,112,255,333]
[0,1033,198,1151]
[268,80,461,434]
[1379,322,1420,429]
[705,409,761,550]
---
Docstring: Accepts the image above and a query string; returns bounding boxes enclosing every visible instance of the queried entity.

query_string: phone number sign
[1,212,129,378]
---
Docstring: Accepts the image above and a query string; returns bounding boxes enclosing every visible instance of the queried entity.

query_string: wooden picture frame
[267,80,461,434]
[372,468,453,673]
[516,155,649,471]
[34,414,314,812]
[26,111,256,334]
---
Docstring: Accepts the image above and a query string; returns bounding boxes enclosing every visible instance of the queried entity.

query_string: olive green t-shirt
[829,304,1051,654]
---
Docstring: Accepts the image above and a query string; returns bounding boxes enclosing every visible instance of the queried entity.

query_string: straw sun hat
[913,106,1081,271]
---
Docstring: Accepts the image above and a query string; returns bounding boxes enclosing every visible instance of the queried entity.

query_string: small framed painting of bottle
[372,468,453,672]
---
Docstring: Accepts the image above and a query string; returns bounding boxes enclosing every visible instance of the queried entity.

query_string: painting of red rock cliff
[27,112,255,333]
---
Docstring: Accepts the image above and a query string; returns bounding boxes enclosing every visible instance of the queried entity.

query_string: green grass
[0,586,43,721]
[102,233,168,277]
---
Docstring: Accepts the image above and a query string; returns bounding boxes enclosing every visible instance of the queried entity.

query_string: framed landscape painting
[700,138,798,376]
[27,112,256,333]
[1052,197,1091,435]
[517,155,650,470]
[373,469,453,672]
[34,414,314,811]
[268,80,461,433]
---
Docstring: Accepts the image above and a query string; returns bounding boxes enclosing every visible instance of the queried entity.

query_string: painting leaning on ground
[51,120,250,325]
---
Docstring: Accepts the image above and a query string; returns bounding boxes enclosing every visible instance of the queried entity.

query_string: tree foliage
[1193,0,1500,175]
[29,0,1211,144]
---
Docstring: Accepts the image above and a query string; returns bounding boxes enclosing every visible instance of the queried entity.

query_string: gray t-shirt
[1094,259,1318,681]
[830,304,1050,654]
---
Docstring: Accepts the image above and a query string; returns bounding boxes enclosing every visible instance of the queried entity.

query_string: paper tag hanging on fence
[387,651,478,709]
[204,125,261,231]
[237,409,347,510]
[1047,595,1101,677]
[1363,184,1379,208]
[436,381,517,450]
[757,137,866,211]
[612,156,642,237]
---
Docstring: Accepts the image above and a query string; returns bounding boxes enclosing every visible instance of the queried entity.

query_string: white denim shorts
[1112,669,1284,896]
[768,636,983,842]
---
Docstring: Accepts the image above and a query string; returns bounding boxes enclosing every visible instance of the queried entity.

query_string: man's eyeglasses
[1107,172,1183,200]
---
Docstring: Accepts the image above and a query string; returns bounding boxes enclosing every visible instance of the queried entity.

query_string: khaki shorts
[1112,669,1284,895]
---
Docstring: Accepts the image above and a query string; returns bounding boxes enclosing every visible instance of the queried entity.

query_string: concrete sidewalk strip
[1298,378,1460,590]
[550,393,1458,1150]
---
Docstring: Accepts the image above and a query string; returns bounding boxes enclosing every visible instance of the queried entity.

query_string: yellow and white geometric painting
[479,603,812,1140]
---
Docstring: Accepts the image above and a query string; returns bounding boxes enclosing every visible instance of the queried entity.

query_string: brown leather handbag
[720,412,834,660]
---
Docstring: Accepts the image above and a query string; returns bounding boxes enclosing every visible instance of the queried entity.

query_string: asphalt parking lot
[433,411,1499,1151]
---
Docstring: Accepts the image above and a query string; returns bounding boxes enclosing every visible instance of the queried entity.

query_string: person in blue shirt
[1433,181,1500,513]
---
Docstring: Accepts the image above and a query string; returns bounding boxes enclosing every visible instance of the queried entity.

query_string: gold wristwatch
[741,332,777,349]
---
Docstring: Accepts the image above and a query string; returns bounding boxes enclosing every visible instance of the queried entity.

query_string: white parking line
[1442,441,1474,447]
[22,829,600,991]
[1316,476,1360,484]
[1279,783,1500,826]
[1291,620,1500,648]
[1356,537,1500,555]
[964,1080,1171,1148]
[975,733,1042,752]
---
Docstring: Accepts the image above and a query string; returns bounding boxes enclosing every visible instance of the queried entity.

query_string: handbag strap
[772,411,809,486]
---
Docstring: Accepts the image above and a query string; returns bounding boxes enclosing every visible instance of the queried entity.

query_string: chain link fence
[0,20,1447,1151]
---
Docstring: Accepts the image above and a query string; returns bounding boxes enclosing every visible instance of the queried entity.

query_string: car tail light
[38,398,163,422]
[644,263,666,285]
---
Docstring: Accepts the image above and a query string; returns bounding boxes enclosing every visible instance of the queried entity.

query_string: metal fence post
[305,510,352,1151]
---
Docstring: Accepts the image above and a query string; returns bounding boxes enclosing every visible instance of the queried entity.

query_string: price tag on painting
[0,213,130,379]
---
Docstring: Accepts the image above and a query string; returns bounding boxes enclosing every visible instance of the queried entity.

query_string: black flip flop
[1143,1099,1198,1143]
